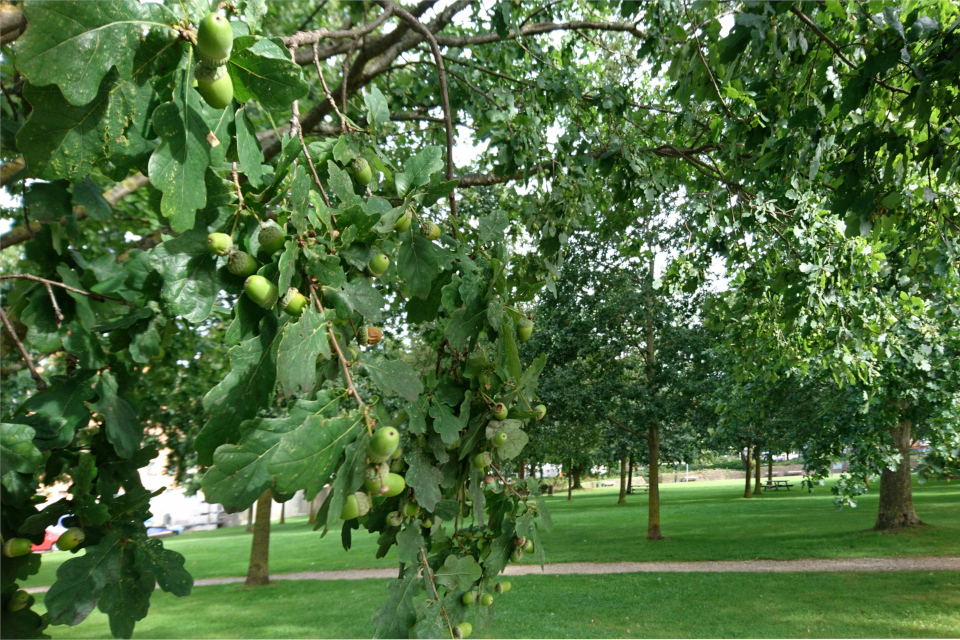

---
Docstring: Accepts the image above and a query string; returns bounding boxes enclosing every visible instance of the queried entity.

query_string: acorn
[258,224,285,255]
[492,403,508,420]
[196,12,233,64]
[244,275,279,308]
[386,511,403,527]
[422,220,441,240]
[207,232,233,256]
[351,157,373,185]
[196,68,233,110]
[517,317,534,342]
[358,326,383,346]
[280,288,308,316]
[368,253,390,276]
[227,251,258,277]
[395,207,413,232]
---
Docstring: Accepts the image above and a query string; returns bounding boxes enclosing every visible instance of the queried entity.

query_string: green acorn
[386,511,403,527]
[422,220,441,240]
[368,254,390,276]
[364,462,390,494]
[7,590,29,612]
[243,275,279,308]
[535,404,547,420]
[207,232,232,256]
[196,12,233,64]
[280,288,308,316]
[351,157,373,185]
[455,622,473,639]
[367,427,400,462]
[2,538,32,558]
[394,207,413,233]
[258,224,285,255]
[493,431,508,447]
[196,70,233,110]
[492,402,508,420]
[341,494,360,520]
[517,317,534,342]
[56,527,85,551]
[479,593,494,606]
[382,473,406,497]
[404,502,420,517]
[227,251,258,277]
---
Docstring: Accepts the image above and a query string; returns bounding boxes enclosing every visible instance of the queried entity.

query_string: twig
[288,90,335,227]
[790,6,909,96]
[313,43,352,134]
[295,0,329,33]
[0,350,62,376]
[44,282,63,329]
[231,162,245,211]
[0,274,136,307]
[283,5,394,50]
[341,36,360,117]
[379,1,462,241]
[0,307,45,391]
[309,285,373,435]
[419,547,455,639]
[490,464,535,512]
[683,0,737,121]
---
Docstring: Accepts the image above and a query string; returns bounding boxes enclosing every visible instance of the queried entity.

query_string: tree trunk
[648,424,663,539]
[875,420,923,530]
[627,453,634,494]
[308,494,320,524]
[754,450,763,495]
[518,459,525,480]
[743,446,752,499]
[567,459,573,501]
[572,467,583,490]
[245,506,253,533]
[768,453,773,482]
[245,490,272,587]
[279,501,285,525]
[618,456,628,504]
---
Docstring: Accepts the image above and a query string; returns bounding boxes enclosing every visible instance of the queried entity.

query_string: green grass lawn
[24,477,960,589]
[39,571,960,639]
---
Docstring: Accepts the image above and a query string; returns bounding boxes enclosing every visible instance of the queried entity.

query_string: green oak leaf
[92,370,141,459]
[277,308,331,397]
[16,1,175,106]
[428,401,461,445]
[405,444,442,512]
[398,234,439,299]
[45,532,124,627]
[361,354,424,402]
[195,314,280,465]
[485,419,527,461]
[150,226,220,324]
[135,537,193,597]
[0,423,42,476]
[97,544,152,639]
[269,407,363,499]
[227,36,309,112]
[323,429,369,530]
[17,31,180,182]
[235,105,265,188]
[433,554,481,593]
[201,414,298,511]
[364,86,390,131]
[148,65,233,232]
[16,372,97,451]
[445,279,486,351]
[372,573,420,640]
[395,145,443,197]
[341,278,385,322]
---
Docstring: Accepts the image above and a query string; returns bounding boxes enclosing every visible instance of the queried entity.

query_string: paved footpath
[23,556,960,594]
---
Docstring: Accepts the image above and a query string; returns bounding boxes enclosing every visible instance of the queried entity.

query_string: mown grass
[24,477,960,589]
[39,571,960,639]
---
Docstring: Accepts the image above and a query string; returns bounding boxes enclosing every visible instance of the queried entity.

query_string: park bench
[761,479,794,491]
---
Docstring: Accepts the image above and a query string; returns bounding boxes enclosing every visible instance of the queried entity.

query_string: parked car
[31,516,67,553]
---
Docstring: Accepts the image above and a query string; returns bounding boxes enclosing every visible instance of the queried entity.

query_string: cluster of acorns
[3,528,85,611]
[339,427,406,521]
[194,13,234,109]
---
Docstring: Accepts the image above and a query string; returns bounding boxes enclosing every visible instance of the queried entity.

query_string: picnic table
[761,479,794,492]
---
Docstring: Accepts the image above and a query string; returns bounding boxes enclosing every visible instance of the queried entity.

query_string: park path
[22,556,960,594]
